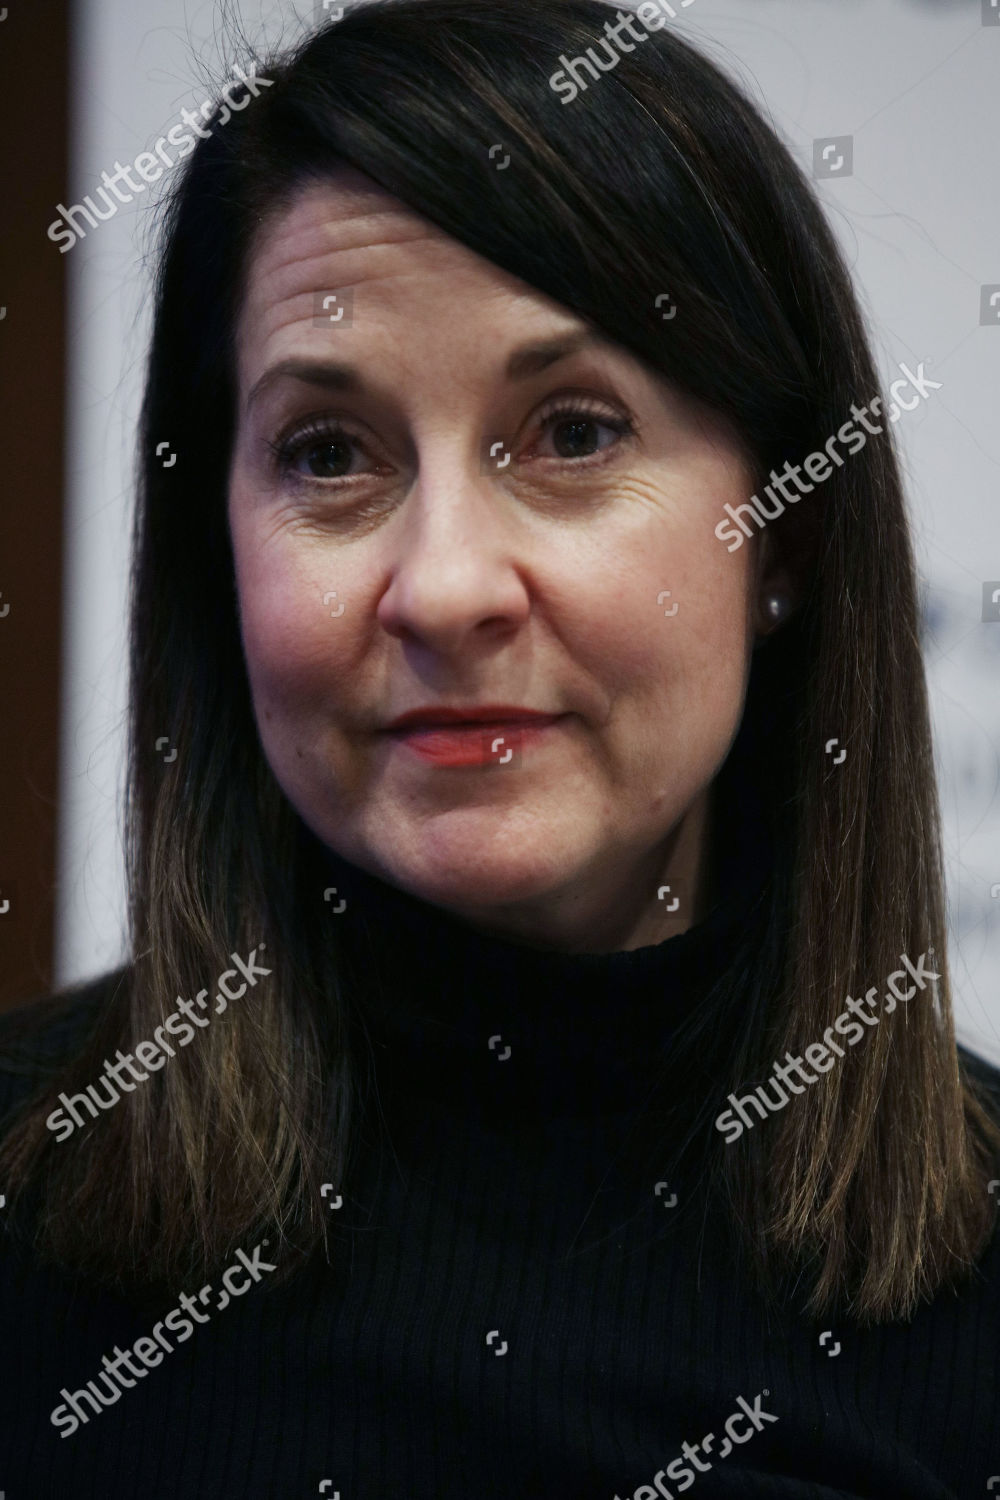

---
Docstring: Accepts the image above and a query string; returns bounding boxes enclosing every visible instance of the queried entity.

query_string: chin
[391,842,572,912]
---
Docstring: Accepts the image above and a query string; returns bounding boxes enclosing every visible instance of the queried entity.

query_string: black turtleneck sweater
[2,842,1000,1499]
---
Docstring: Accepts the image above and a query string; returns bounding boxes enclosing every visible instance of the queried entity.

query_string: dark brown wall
[0,0,70,1007]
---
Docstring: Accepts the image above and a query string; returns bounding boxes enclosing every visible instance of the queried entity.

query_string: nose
[375,457,532,656]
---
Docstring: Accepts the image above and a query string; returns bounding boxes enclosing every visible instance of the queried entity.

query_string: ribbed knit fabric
[2,838,1000,1497]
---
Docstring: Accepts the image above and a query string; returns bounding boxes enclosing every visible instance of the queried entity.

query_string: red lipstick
[384,706,566,768]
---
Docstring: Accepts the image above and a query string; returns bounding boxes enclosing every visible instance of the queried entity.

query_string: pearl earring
[764,593,788,625]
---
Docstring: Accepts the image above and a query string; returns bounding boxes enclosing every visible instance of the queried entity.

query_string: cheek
[671,543,757,692]
[229,519,357,714]
[660,553,756,744]
[623,539,755,794]
[579,510,756,702]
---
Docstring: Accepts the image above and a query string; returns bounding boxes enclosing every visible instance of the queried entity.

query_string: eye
[267,416,377,481]
[528,395,636,464]
[266,393,637,488]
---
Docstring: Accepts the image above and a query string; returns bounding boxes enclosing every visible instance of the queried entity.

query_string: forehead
[235,168,577,376]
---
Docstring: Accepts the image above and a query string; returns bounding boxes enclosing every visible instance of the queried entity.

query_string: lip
[386,713,566,768]
[385,704,560,731]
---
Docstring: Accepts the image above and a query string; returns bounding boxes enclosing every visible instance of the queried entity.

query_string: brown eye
[268,418,374,481]
[531,397,635,465]
[547,414,622,459]
[301,435,354,478]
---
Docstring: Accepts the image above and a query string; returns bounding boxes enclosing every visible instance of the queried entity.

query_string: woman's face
[227,169,780,952]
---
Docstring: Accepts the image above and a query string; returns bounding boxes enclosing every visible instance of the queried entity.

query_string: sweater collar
[314,789,769,1122]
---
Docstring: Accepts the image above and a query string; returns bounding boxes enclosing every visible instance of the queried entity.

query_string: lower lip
[387,716,566,767]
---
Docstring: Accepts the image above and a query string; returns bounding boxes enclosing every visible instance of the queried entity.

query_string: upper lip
[386,704,561,730]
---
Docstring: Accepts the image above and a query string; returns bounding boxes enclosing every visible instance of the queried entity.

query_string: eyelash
[266,395,638,484]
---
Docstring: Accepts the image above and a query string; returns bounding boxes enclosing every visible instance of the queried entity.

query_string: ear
[751,526,797,643]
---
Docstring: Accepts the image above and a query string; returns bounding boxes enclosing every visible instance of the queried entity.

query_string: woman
[2,0,999,1493]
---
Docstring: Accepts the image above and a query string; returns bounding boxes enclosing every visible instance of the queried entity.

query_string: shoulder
[0,965,129,1119]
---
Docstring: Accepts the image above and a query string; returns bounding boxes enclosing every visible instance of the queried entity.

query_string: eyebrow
[244,329,605,414]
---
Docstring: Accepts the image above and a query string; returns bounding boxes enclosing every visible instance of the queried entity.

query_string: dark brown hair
[2,0,997,1322]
